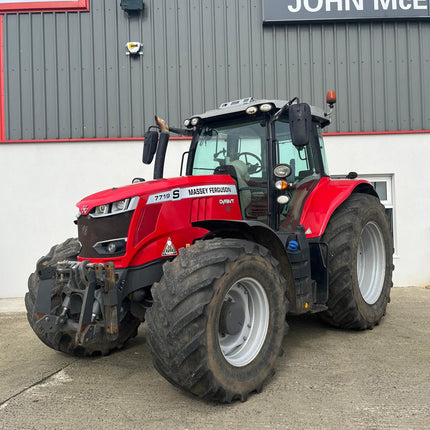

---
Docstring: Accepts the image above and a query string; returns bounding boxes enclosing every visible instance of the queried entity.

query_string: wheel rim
[218,277,269,367]
[357,221,386,305]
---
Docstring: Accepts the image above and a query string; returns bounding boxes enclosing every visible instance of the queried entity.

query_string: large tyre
[320,193,393,329]
[146,238,289,402]
[25,238,140,356]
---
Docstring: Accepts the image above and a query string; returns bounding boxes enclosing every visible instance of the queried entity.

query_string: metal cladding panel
[3,0,430,140]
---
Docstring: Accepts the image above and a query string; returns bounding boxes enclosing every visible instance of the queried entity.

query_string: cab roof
[192,97,330,128]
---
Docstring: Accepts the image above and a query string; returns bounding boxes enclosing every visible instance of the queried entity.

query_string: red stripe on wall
[0,14,4,142]
[2,137,192,143]
[324,130,430,136]
[1,130,429,144]
[0,1,89,13]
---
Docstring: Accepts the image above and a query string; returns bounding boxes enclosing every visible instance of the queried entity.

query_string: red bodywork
[300,177,372,238]
[76,175,242,268]
[76,174,372,268]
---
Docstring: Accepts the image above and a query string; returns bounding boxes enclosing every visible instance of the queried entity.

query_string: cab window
[192,119,269,223]
[275,118,323,182]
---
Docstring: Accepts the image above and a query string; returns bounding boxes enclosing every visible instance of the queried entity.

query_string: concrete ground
[0,287,429,430]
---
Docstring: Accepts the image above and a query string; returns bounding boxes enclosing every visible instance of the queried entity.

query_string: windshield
[192,118,269,222]
[192,119,267,179]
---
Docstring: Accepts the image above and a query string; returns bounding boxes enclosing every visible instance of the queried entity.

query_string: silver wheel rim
[357,221,386,305]
[218,277,269,367]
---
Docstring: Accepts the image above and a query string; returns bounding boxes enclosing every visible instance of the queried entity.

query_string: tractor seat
[214,164,238,182]
[214,161,251,216]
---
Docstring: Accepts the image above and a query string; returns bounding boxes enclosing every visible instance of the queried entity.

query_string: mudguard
[299,177,377,239]
[192,219,286,253]
[192,218,292,280]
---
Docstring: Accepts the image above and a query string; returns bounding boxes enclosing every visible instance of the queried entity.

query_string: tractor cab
[184,98,330,230]
[143,96,334,232]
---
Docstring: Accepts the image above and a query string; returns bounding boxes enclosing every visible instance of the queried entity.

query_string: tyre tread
[320,193,393,330]
[146,238,288,402]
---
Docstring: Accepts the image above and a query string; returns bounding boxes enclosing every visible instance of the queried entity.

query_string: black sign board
[262,0,430,23]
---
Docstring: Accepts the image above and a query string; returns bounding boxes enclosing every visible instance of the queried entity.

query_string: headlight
[274,164,292,178]
[246,106,258,115]
[277,195,290,204]
[95,204,109,216]
[260,103,273,112]
[112,199,128,213]
[93,238,127,256]
[90,196,139,218]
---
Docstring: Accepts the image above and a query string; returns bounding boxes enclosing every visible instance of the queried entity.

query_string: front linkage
[34,261,121,348]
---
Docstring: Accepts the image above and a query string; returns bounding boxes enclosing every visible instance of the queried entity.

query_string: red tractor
[26,93,393,402]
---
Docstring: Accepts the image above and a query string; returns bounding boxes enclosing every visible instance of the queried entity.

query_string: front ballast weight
[34,260,120,347]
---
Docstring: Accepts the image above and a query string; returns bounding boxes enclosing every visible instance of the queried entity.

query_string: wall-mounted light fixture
[120,0,144,14]
[126,42,143,56]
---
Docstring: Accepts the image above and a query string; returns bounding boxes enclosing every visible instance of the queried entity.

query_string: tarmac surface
[0,287,429,430]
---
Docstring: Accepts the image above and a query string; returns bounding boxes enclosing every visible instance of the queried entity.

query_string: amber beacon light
[326,91,337,108]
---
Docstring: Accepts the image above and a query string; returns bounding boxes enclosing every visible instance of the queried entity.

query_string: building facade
[0,0,429,297]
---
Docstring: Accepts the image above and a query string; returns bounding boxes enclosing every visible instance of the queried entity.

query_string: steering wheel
[238,152,262,174]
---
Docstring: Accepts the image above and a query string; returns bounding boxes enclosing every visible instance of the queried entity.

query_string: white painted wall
[324,133,430,287]
[0,139,190,298]
[1,133,428,297]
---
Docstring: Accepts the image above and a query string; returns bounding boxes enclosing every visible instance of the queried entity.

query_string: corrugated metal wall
[3,0,430,140]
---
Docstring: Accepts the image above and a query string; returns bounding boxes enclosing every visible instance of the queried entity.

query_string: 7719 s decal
[147,184,237,205]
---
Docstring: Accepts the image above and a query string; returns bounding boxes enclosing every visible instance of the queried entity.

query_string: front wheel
[146,238,289,402]
[320,193,394,329]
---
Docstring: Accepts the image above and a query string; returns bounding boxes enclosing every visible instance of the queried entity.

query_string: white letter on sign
[304,0,324,12]
[413,0,428,9]
[399,0,412,9]
[374,0,397,10]
[288,0,302,12]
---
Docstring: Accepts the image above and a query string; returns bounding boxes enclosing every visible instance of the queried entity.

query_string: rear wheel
[146,238,289,402]
[320,193,393,329]
[25,238,140,356]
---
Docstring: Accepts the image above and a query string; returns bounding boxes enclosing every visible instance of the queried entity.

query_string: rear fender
[299,177,377,238]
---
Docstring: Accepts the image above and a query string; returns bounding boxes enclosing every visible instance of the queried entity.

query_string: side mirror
[289,103,312,147]
[142,130,159,164]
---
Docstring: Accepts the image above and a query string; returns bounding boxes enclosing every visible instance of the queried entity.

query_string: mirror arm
[168,126,194,137]
[270,97,300,122]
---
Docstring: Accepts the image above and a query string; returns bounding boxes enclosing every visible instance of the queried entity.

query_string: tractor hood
[76,175,238,216]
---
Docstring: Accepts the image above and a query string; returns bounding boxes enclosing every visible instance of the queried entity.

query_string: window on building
[360,175,396,254]
[331,174,396,254]
[360,175,394,232]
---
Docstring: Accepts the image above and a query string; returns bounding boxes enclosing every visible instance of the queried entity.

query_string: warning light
[326,91,337,107]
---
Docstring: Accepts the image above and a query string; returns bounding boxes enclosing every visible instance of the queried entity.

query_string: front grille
[77,211,134,258]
